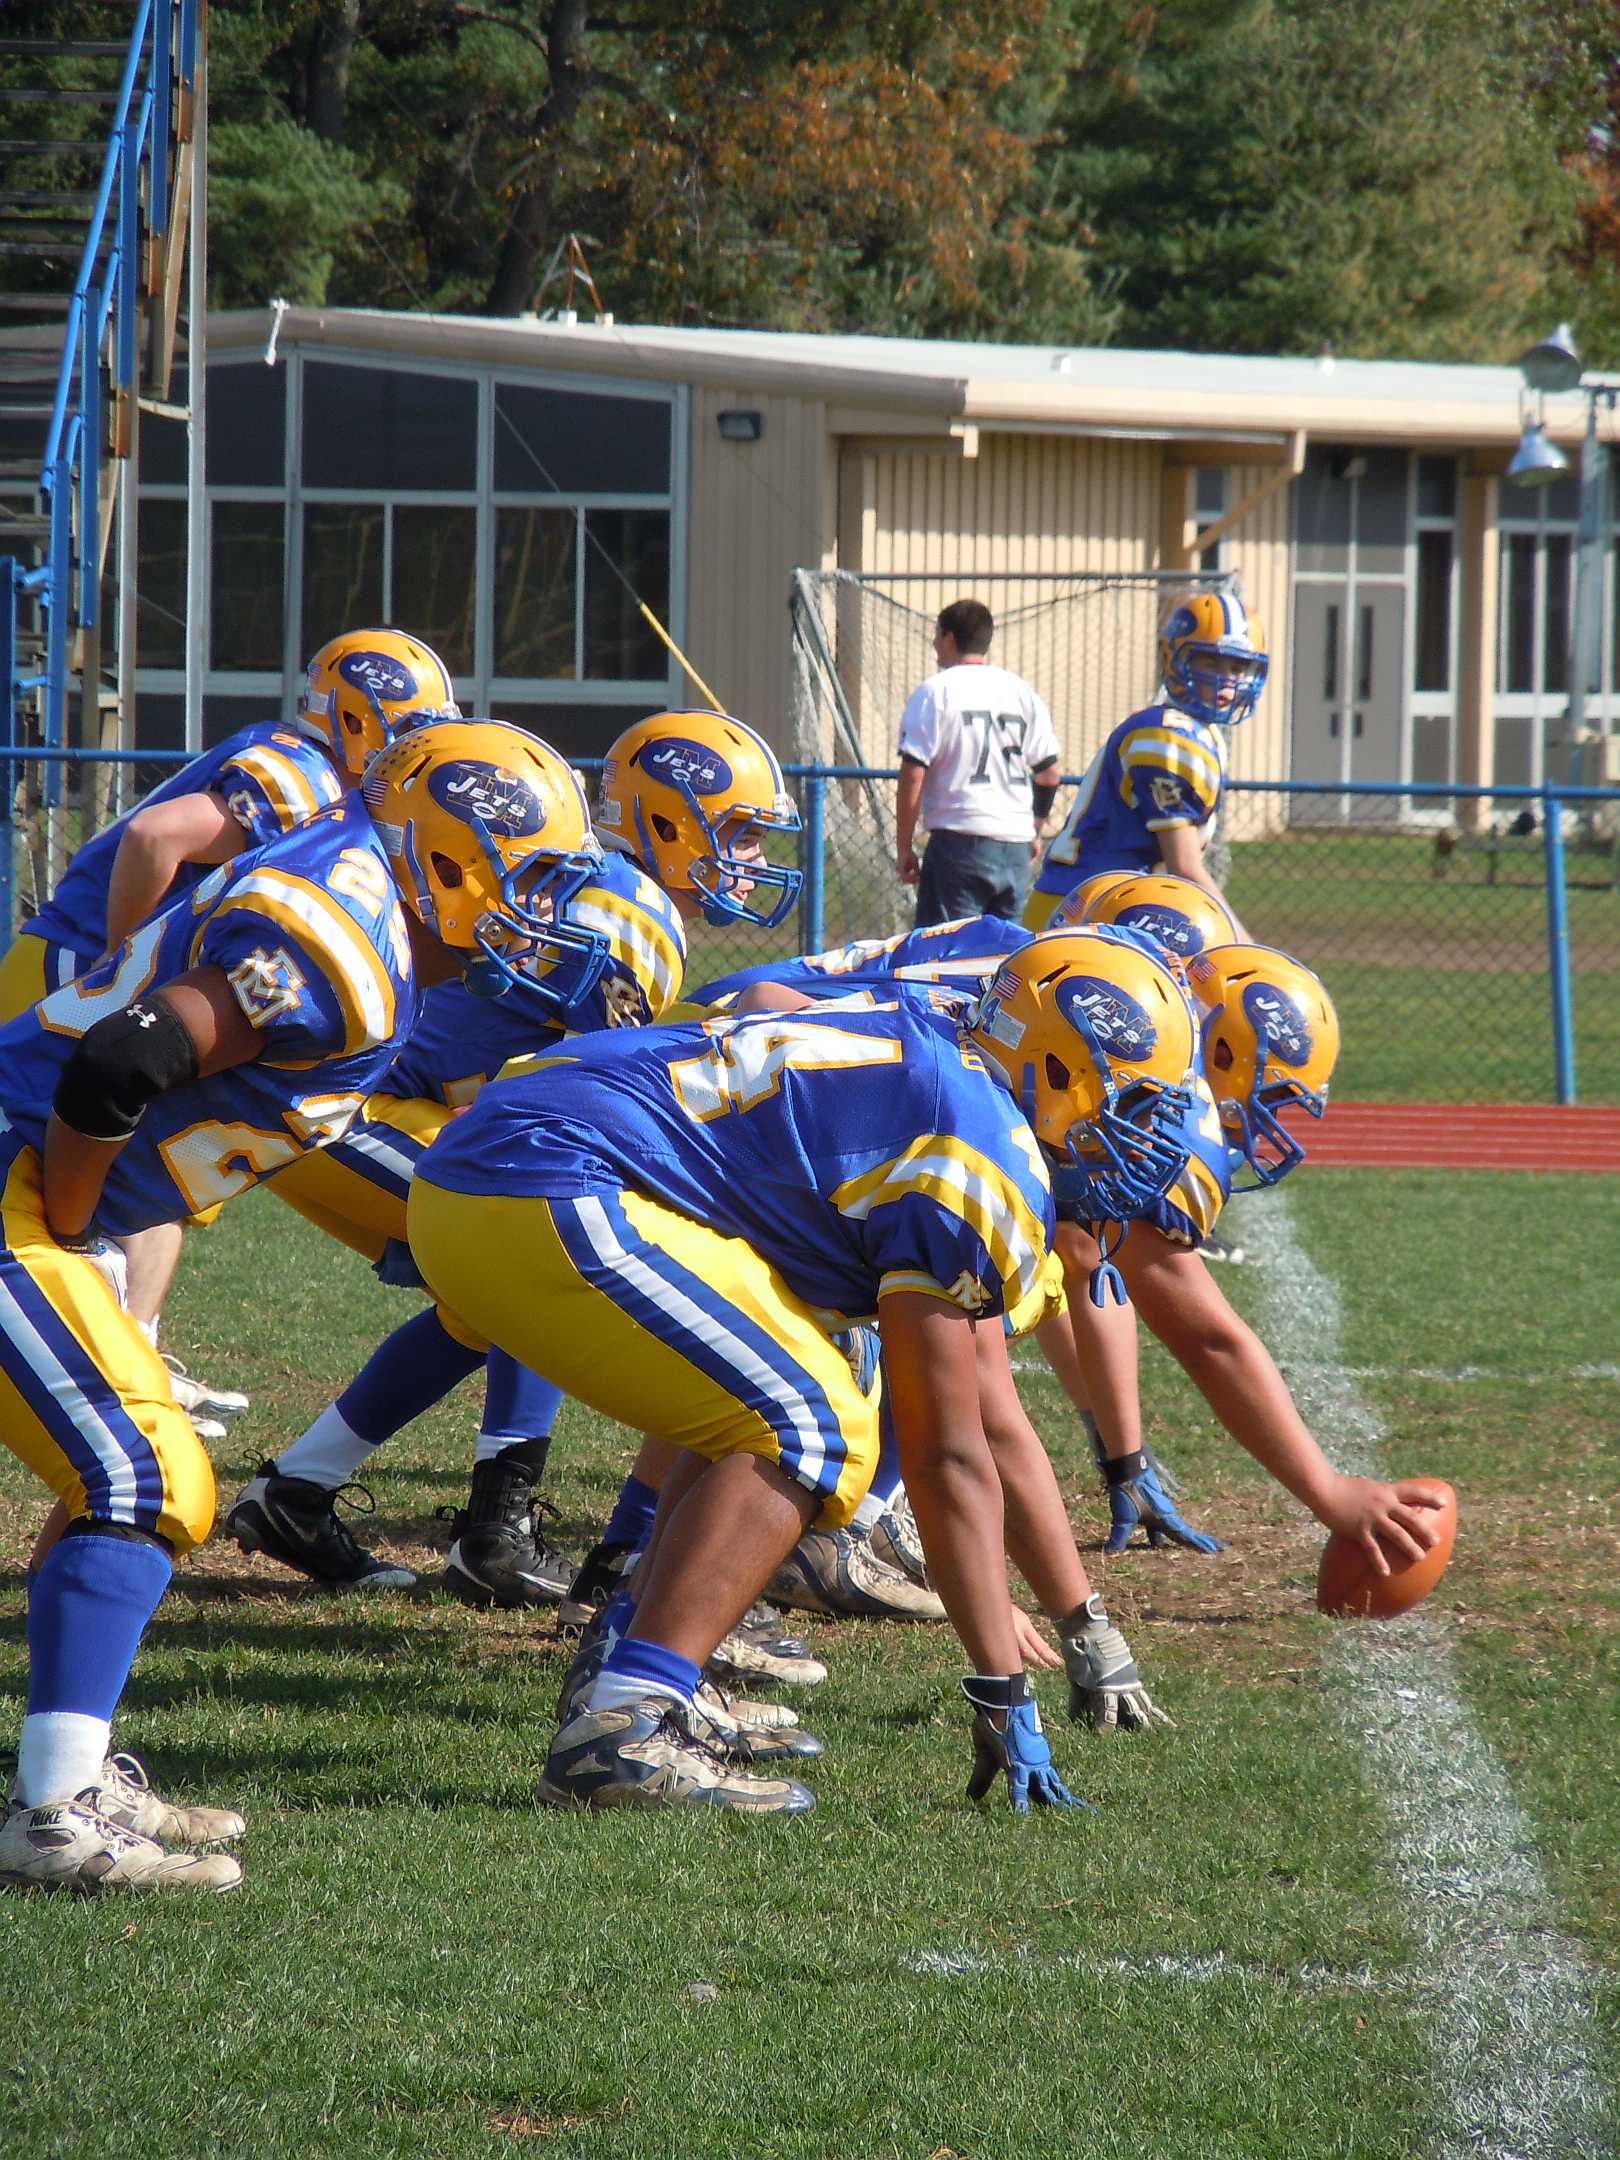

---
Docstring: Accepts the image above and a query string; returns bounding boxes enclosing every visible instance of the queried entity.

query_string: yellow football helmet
[597,710,802,927]
[1186,943,1340,1187]
[1158,591,1267,727]
[1046,871,1134,931]
[1054,870,1238,964]
[299,628,461,779]
[362,720,606,1014]
[967,926,1199,1222]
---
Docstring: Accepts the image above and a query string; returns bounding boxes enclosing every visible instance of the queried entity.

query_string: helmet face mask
[300,629,461,778]
[599,712,803,928]
[364,720,608,1017]
[969,927,1199,1221]
[1159,593,1268,728]
[1189,945,1340,1189]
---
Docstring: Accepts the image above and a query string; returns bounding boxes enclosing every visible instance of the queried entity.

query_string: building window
[1194,468,1227,570]
[209,501,284,672]
[1414,528,1453,693]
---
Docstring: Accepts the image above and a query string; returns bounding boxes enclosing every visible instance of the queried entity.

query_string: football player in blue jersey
[1050,940,1447,1580]
[1026,590,1265,933]
[224,709,806,1616]
[408,927,1195,1813]
[0,721,603,1893]
[0,628,460,1413]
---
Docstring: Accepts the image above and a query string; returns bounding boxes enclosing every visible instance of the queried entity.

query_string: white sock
[136,1318,159,1349]
[474,1430,519,1466]
[851,1492,886,1533]
[275,1405,376,1488]
[15,1711,112,1807]
[587,1671,689,1714]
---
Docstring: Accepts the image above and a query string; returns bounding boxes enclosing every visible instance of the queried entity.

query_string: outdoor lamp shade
[1506,423,1569,488]
[1518,323,1582,395]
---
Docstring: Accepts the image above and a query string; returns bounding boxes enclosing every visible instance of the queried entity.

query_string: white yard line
[1008,1359,1620,1385]
[1240,1192,1612,2160]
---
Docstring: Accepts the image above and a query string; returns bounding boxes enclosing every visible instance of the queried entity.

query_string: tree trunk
[305,0,362,145]
[482,0,591,315]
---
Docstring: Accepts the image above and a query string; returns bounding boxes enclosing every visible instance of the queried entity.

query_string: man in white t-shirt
[895,598,1062,926]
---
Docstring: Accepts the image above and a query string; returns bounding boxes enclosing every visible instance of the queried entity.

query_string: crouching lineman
[227,709,801,1611]
[0,722,603,1892]
[408,927,1194,1814]
[0,628,460,1411]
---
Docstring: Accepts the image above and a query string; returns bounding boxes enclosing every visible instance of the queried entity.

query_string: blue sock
[601,1635,700,1705]
[26,1534,171,1718]
[868,1390,904,1510]
[478,1351,563,1452]
[602,1474,659,1553]
[338,1309,485,1442]
[599,1588,638,1645]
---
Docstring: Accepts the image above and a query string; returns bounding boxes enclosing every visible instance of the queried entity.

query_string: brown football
[1315,1478,1457,1618]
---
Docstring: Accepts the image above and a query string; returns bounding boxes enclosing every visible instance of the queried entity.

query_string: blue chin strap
[634,782,803,929]
[1167,645,1268,729]
[459,825,610,1018]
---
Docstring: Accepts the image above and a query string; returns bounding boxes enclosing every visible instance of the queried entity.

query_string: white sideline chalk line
[1246,1195,1610,2160]
[1009,1359,1620,1385]
[902,1946,1582,2000]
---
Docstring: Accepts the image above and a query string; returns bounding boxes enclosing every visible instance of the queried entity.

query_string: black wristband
[1103,1450,1147,1489]
[961,1672,1030,1713]
[1031,779,1059,821]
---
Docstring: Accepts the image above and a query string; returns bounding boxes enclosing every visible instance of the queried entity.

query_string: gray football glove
[1060,1595,1172,1734]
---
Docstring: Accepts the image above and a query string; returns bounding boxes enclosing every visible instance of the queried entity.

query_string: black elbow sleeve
[1031,779,1059,822]
[52,998,200,1141]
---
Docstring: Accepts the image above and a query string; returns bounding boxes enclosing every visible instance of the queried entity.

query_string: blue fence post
[1542,790,1577,1105]
[0,562,14,947]
[800,767,825,956]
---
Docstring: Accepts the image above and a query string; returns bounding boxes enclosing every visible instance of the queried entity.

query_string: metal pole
[1542,788,1577,1104]
[1568,389,1607,784]
[183,7,207,753]
[800,767,825,956]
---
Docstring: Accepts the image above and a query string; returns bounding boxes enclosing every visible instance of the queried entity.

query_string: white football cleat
[162,1353,250,1421]
[0,1793,242,1893]
[868,1492,930,1587]
[95,1752,246,1847]
[767,1525,946,1621]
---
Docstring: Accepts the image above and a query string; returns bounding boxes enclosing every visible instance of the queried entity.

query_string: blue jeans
[915,829,1031,927]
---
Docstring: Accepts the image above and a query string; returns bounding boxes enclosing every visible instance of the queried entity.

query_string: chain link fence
[4,747,1617,1106]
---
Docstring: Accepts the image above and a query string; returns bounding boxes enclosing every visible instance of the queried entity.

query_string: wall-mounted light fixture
[716,409,763,443]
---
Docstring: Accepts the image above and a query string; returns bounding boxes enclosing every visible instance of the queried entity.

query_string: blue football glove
[1105,1457,1222,1556]
[962,1684,1091,1815]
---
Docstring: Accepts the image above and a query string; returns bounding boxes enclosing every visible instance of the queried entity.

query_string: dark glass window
[210,502,284,670]
[1544,533,1571,694]
[1294,449,1352,574]
[1353,450,1407,576]
[202,695,276,750]
[141,409,187,487]
[488,700,658,764]
[1502,533,1536,692]
[1416,456,1457,521]
[303,364,476,492]
[494,506,576,677]
[391,505,478,682]
[302,503,384,659]
[584,509,668,678]
[494,384,671,495]
[1493,715,1534,788]
[1414,530,1452,692]
[1195,467,1226,517]
[137,496,187,670]
[132,692,184,754]
[207,365,285,487]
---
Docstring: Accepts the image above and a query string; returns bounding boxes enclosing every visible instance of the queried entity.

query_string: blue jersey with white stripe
[379,854,687,1106]
[1141,1077,1232,1247]
[1035,705,1226,896]
[0,794,419,1237]
[26,723,346,962]
[686,914,1030,1015]
[418,1000,1055,1328]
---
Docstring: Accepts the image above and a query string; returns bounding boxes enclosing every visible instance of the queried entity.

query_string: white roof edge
[205,305,1611,450]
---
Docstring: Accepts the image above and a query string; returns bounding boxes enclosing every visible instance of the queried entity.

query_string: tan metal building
[166,308,1618,834]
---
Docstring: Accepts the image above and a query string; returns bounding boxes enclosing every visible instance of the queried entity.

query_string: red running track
[1308,1103,1620,1173]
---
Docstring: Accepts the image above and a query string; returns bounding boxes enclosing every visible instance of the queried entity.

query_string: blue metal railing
[4,3,199,778]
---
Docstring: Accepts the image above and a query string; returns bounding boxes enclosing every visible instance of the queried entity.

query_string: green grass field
[1,1171,1615,2158]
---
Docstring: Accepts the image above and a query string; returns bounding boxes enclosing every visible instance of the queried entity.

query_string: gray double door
[1290,580,1406,822]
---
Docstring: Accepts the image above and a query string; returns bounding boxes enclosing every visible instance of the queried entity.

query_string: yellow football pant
[0,1137,213,1553]
[409,1181,877,1526]
[1019,888,1065,932]
[267,1093,454,1263]
[0,930,71,1023]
